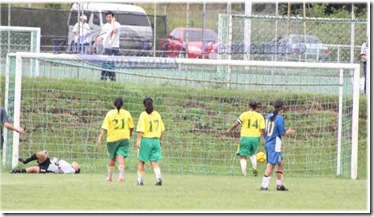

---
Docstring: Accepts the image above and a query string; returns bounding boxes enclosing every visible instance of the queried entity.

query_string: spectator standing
[72,15,91,54]
[94,11,121,81]
[360,42,368,94]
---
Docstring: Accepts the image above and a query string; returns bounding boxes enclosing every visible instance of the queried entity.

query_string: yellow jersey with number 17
[238,111,265,137]
[101,109,134,142]
[137,111,165,138]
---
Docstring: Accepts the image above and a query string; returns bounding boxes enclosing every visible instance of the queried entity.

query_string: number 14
[247,119,258,129]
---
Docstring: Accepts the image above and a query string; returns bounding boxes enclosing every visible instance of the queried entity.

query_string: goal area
[4,52,360,179]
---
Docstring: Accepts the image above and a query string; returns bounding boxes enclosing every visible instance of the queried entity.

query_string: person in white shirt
[72,15,91,54]
[93,11,121,81]
[360,42,368,94]
[10,150,80,174]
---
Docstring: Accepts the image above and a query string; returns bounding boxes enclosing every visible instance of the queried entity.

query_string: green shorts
[236,136,260,157]
[107,139,130,159]
[138,138,162,162]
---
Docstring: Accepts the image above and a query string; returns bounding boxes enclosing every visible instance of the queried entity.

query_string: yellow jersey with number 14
[137,111,165,138]
[101,109,134,142]
[238,111,265,137]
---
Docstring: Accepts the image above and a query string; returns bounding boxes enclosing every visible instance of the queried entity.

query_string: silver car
[277,34,329,61]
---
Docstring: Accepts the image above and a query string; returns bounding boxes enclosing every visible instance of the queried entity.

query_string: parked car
[276,34,329,61]
[67,3,153,55]
[159,27,218,58]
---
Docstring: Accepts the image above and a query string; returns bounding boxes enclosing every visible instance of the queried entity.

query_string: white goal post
[1,26,40,167]
[8,52,360,179]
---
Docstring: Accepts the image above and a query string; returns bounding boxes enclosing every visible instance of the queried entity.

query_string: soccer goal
[5,52,360,179]
[1,26,41,167]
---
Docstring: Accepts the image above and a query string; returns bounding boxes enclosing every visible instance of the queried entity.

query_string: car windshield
[69,10,83,25]
[185,29,217,42]
[102,11,150,26]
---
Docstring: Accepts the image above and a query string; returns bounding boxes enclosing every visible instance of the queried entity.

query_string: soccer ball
[256,152,266,163]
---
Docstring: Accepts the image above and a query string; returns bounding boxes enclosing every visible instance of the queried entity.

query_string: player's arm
[226,119,240,134]
[361,54,368,61]
[129,128,134,138]
[4,122,26,134]
[128,115,134,138]
[97,129,106,145]
[261,129,266,140]
[284,128,295,136]
[160,133,164,147]
[111,17,118,33]
[72,23,79,36]
[281,118,295,136]
[136,132,143,149]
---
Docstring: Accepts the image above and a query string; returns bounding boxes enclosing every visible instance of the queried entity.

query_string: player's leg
[10,166,40,173]
[149,139,163,186]
[116,139,130,182]
[260,150,277,190]
[117,155,125,182]
[109,48,119,81]
[150,161,162,186]
[106,158,116,182]
[106,141,119,182]
[239,156,247,176]
[137,160,145,185]
[248,137,260,176]
[137,138,151,185]
[237,137,250,176]
[276,159,288,191]
[19,150,47,164]
[100,48,110,81]
[26,166,40,173]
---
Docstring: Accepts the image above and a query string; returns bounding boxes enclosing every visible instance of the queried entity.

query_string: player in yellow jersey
[98,97,134,183]
[136,97,165,186]
[226,101,265,176]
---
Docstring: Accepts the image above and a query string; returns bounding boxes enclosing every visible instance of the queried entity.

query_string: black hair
[249,100,258,110]
[143,97,154,114]
[270,99,284,122]
[114,97,123,114]
[105,11,115,17]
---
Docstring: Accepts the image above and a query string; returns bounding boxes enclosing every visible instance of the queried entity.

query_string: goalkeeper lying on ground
[10,150,80,174]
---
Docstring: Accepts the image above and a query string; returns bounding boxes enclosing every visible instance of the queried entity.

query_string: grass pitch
[1,172,368,212]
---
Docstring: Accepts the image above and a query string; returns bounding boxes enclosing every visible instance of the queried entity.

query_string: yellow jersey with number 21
[101,109,134,142]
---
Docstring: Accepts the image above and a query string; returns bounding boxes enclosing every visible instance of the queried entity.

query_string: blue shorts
[266,150,283,165]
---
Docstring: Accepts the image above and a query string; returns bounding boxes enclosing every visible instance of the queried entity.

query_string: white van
[67,3,153,55]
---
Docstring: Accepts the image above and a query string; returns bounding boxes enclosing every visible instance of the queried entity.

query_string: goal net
[4,52,360,179]
[0,26,40,76]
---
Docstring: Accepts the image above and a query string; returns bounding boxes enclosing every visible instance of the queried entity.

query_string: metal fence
[0,6,167,54]
[0,3,368,64]
[217,14,367,63]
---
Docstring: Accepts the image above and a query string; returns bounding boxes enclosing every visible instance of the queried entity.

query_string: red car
[159,27,218,59]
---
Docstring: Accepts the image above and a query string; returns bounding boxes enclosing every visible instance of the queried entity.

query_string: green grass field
[1,172,368,212]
